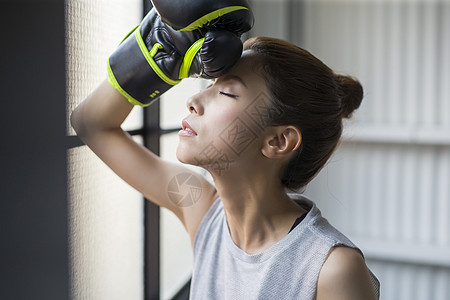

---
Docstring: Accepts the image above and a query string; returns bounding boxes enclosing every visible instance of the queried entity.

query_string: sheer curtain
[65,1,144,299]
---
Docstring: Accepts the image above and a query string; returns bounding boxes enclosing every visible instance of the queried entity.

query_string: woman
[71,36,380,299]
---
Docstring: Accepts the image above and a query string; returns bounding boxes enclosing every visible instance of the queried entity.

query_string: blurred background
[1,0,449,299]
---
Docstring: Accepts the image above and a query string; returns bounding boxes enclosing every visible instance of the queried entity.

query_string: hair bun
[335,74,363,119]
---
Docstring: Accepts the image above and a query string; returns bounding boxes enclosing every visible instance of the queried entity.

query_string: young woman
[71,36,380,299]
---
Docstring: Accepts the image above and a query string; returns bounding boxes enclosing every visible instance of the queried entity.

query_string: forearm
[71,80,134,139]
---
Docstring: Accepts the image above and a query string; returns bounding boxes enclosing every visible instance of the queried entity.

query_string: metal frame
[142,102,182,299]
[143,101,161,299]
[140,3,161,299]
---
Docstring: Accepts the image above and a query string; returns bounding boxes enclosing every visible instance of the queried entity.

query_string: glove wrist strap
[179,38,205,79]
[108,26,179,106]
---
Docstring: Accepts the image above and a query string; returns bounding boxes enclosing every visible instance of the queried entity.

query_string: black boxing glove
[152,0,253,35]
[107,1,253,107]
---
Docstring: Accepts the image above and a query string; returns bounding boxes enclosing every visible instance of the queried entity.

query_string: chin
[175,144,187,163]
[176,144,198,166]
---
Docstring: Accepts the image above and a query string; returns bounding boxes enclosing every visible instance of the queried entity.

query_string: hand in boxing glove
[107,0,254,107]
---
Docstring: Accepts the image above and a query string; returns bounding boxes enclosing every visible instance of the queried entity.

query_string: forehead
[228,50,259,73]
[220,50,267,90]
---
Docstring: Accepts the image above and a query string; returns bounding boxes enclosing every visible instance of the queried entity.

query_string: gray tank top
[190,194,380,299]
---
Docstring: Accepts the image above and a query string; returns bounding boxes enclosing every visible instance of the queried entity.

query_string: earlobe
[261,126,302,158]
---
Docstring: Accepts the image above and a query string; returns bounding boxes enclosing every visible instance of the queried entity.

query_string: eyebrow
[216,74,248,89]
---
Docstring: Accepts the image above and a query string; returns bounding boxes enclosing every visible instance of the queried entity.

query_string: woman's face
[176,51,275,174]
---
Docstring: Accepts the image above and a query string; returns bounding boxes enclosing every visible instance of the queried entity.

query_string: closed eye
[219,91,239,98]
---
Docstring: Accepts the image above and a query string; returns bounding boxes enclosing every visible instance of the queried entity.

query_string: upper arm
[71,80,218,244]
[316,246,377,300]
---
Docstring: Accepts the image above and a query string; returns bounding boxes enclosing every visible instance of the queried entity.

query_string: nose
[186,90,205,115]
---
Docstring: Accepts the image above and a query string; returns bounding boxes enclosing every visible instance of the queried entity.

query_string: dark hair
[243,36,363,190]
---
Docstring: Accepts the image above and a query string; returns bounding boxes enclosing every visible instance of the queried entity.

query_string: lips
[180,119,197,136]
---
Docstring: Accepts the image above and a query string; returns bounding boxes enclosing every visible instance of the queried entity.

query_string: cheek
[213,102,239,121]
[205,105,242,133]
[215,111,238,128]
[207,107,263,157]
[209,101,268,138]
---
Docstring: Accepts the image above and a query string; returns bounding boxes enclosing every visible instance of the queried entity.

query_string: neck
[209,164,306,254]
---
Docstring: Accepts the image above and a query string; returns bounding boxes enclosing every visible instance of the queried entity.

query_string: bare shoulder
[316,246,377,300]
[151,160,219,245]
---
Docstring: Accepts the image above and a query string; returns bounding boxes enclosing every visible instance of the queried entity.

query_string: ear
[261,126,302,159]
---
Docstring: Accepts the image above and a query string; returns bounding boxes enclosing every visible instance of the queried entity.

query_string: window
[65,2,209,298]
[159,79,210,299]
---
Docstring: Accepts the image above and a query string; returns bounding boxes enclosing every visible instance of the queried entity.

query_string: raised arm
[71,80,218,243]
[71,0,253,243]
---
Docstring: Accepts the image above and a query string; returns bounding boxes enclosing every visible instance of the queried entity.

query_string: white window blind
[250,0,450,299]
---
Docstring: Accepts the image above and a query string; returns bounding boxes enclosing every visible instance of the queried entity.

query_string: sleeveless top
[190,194,380,299]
